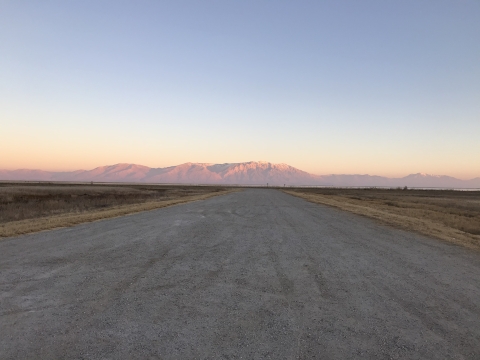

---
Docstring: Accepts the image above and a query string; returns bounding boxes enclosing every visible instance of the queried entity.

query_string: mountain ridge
[1,162,479,188]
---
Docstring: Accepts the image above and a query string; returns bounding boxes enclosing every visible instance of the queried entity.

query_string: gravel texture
[1,189,479,359]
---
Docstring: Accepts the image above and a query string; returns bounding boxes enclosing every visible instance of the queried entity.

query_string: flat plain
[1,189,479,359]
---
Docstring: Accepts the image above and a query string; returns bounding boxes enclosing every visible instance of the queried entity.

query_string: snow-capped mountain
[1,162,479,188]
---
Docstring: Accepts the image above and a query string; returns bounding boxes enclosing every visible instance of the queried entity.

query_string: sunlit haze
[1,1,479,179]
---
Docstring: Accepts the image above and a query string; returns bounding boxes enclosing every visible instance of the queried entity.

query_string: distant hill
[1,162,479,188]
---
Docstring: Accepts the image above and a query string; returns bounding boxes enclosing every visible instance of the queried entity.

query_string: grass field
[0,182,232,237]
[284,187,480,251]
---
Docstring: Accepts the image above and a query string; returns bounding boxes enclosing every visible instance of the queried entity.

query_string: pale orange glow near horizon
[2,109,478,180]
[3,112,478,180]
[2,139,478,180]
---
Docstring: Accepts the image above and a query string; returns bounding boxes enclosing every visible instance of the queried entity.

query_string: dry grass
[0,182,235,238]
[284,188,480,251]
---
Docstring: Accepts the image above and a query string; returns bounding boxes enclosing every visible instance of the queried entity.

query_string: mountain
[1,162,479,188]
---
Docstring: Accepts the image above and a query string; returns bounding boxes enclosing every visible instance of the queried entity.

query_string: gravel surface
[1,189,479,359]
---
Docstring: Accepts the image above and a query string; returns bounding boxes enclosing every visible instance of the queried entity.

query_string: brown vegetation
[284,188,480,251]
[0,182,234,238]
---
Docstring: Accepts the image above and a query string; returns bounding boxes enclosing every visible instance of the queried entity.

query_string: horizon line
[1,161,478,181]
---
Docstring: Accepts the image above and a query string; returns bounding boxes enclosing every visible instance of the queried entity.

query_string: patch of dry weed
[284,188,480,251]
[0,183,235,238]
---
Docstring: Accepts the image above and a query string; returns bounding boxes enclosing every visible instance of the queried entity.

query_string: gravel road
[1,189,479,359]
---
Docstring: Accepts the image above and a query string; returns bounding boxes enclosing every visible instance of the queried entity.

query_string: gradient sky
[1,1,479,178]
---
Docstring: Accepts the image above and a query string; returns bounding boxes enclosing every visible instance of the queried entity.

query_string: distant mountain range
[1,161,479,188]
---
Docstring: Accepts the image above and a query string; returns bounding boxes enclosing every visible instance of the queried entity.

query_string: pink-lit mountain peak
[78,163,151,180]
[1,162,479,188]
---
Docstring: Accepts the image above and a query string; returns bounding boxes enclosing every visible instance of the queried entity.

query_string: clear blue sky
[1,1,479,178]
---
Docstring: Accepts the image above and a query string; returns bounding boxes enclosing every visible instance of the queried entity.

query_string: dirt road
[1,190,479,359]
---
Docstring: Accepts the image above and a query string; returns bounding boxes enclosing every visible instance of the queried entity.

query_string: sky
[1,1,479,179]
